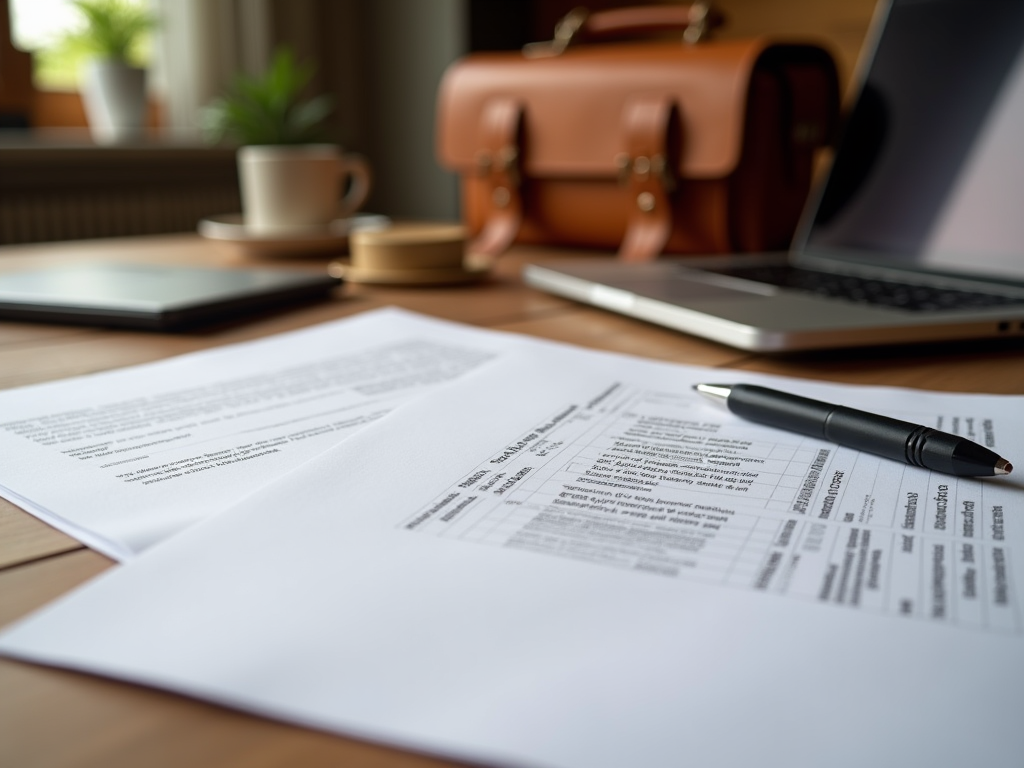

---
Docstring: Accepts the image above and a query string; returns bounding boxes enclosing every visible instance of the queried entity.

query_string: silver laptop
[524,0,1024,351]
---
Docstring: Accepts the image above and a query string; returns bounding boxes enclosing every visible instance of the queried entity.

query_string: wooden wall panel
[698,0,880,93]
[525,0,880,95]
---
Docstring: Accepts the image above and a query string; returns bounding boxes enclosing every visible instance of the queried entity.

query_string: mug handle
[337,153,372,217]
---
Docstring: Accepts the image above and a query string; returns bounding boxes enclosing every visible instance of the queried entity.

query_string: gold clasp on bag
[476,146,520,184]
[476,146,520,209]
[522,7,589,58]
[683,3,716,45]
[615,153,632,184]
[616,153,676,193]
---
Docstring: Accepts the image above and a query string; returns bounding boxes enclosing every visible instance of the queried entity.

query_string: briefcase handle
[523,3,726,58]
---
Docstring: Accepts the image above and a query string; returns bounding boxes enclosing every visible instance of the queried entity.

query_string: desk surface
[2,234,1022,768]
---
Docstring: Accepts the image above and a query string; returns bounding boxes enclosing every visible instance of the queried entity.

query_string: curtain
[152,0,274,138]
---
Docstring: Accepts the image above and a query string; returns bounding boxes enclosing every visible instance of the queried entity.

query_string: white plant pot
[81,60,147,144]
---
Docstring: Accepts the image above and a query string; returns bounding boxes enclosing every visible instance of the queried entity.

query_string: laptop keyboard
[713,265,1024,312]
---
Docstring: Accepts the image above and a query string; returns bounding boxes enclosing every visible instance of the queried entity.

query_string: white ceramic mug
[238,144,372,234]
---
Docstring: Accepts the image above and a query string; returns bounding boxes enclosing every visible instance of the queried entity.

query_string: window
[10,0,86,91]
[5,0,157,130]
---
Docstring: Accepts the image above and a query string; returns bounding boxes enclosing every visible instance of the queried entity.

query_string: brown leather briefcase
[436,4,839,261]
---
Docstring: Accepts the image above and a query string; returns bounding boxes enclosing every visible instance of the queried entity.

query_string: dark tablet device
[0,263,343,330]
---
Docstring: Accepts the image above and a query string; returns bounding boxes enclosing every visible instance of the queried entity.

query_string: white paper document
[402,380,1019,633]
[0,308,552,559]
[2,342,1022,767]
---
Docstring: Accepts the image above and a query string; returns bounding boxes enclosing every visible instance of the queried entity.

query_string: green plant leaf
[68,0,156,64]
[202,46,335,146]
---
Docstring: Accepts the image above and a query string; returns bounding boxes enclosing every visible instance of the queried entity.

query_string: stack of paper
[0,308,548,558]
[2,309,1022,768]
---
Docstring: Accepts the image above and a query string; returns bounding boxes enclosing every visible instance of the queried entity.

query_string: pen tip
[995,458,1013,476]
[693,384,732,402]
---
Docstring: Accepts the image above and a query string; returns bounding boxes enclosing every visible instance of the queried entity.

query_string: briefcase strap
[468,93,682,261]
[469,98,524,256]
[619,95,680,262]
[523,3,725,58]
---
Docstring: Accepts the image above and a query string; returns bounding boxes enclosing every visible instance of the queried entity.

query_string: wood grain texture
[0,323,94,348]
[0,497,83,569]
[714,0,880,90]
[0,660,461,768]
[493,309,751,367]
[0,549,111,625]
[731,339,1024,394]
[1,230,1021,768]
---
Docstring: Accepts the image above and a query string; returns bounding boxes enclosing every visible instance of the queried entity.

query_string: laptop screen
[799,0,1024,285]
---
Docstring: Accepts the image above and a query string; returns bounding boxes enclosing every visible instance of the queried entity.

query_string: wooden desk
[2,235,1022,768]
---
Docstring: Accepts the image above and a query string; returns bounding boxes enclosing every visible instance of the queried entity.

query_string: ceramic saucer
[198,213,390,258]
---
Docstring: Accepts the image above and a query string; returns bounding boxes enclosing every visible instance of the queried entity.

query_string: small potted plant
[202,47,335,148]
[62,0,156,144]
[203,49,370,234]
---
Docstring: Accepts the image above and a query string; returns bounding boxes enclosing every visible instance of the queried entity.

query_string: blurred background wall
[275,0,880,222]
[3,0,880,237]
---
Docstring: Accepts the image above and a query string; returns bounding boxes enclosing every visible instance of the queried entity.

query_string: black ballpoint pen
[693,383,1013,478]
